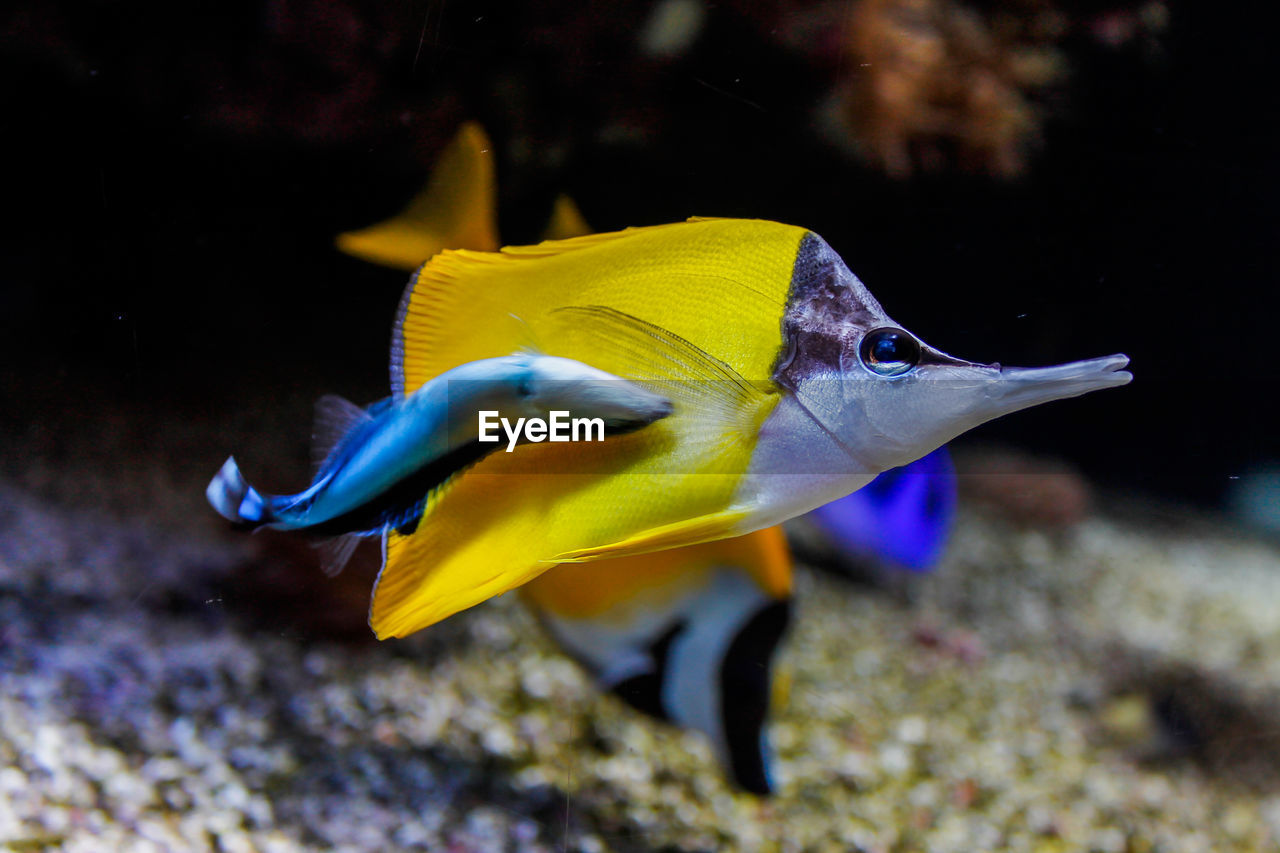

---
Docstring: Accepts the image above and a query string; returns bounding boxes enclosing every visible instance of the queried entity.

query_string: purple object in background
[805,447,957,572]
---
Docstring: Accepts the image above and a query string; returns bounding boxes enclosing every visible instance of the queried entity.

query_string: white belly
[728,393,878,534]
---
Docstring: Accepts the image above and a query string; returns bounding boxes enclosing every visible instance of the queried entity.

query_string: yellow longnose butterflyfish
[369,213,1131,638]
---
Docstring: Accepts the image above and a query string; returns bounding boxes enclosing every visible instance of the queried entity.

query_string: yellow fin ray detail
[549,508,751,563]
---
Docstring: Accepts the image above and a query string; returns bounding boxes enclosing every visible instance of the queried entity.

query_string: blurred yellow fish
[336,122,499,269]
[523,526,792,794]
[531,550,794,797]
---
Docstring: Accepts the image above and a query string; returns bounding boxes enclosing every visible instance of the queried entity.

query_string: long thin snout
[992,354,1132,413]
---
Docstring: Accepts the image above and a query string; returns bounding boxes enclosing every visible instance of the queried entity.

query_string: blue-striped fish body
[207,353,672,570]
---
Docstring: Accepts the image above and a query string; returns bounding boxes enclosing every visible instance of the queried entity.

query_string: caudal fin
[206,456,271,527]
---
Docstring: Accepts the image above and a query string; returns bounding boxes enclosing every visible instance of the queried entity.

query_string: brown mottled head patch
[772,232,892,390]
[772,232,985,390]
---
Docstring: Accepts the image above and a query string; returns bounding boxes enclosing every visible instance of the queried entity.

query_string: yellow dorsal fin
[396,219,803,393]
[336,121,499,270]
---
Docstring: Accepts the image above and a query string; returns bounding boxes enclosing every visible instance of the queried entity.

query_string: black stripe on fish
[304,412,658,539]
[299,438,495,539]
[719,597,791,795]
[610,619,685,722]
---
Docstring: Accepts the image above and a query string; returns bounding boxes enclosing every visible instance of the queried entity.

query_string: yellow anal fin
[336,121,499,270]
[551,508,750,563]
[522,525,791,621]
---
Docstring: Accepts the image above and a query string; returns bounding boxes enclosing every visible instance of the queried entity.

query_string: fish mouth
[993,353,1132,410]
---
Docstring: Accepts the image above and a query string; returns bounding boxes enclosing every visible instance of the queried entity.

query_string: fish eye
[859,328,920,377]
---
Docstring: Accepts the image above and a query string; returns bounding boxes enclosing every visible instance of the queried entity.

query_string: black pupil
[872,335,905,363]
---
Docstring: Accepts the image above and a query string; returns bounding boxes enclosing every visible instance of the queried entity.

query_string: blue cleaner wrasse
[521,527,793,795]
[371,217,1131,638]
[206,353,673,572]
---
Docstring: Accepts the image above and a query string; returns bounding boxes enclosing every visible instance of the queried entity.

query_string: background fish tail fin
[805,446,957,574]
[541,194,592,240]
[206,456,272,528]
[334,121,499,270]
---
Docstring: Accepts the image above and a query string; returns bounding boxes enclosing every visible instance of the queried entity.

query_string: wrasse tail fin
[206,457,271,528]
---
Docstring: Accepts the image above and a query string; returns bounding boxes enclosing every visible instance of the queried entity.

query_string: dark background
[3,0,1274,508]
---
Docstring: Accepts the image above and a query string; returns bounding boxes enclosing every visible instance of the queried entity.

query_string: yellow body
[372,218,807,637]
